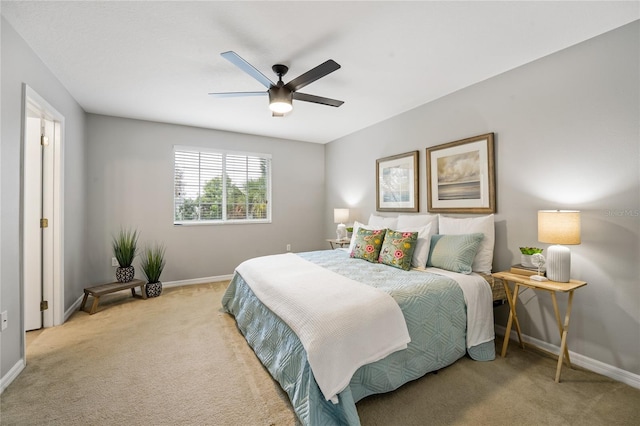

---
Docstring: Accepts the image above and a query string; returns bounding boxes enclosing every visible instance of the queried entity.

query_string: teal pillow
[378,230,418,271]
[427,233,484,274]
[350,228,386,263]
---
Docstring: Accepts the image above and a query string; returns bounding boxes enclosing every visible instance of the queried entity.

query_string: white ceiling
[2,1,637,143]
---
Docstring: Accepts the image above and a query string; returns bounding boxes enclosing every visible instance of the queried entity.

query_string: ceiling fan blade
[221,51,275,89]
[292,92,344,107]
[284,60,341,92]
[208,91,267,97]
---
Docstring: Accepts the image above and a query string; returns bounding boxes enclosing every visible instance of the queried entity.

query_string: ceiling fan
[209,51,344,117]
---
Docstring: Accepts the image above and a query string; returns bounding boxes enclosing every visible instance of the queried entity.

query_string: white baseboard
[495,325,640,390]
[162,274,233,289]
[0,358,25,395]
[66,294,85,321]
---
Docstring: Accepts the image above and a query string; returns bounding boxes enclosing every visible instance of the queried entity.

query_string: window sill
[173,220,272,226]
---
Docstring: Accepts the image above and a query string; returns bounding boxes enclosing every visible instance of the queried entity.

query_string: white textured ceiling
[2,1,637,143]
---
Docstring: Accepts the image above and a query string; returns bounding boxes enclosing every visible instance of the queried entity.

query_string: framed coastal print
[376,151,419,212]
[426,133,495,213]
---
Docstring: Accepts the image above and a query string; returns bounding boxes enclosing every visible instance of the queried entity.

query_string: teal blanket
[222,249,495,425]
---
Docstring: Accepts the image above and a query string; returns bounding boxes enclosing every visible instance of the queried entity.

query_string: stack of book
[510,264,546,277]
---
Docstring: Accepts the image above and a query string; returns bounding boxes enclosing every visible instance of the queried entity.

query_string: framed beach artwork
[376,151,419,212]
[426,133,495,213]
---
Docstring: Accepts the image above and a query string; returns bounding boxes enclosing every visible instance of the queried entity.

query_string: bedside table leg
[501,282,524,357]
[501,282,514,357]
[511,284,525,349]
[551,291,572,369]
[554,290,576,383]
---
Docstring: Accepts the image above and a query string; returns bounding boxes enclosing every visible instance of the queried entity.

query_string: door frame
[22,85,65,338]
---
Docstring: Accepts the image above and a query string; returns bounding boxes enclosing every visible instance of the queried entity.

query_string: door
[24,114,54,331]
[23,85,65,338]
[24,114,43,331]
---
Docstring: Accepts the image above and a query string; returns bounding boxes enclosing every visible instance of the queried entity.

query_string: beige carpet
[1,282,638,425]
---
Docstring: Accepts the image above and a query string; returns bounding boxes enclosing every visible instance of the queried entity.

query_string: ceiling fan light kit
[268,64,293,114]
[268,96,292,114]
[210,51,343,116]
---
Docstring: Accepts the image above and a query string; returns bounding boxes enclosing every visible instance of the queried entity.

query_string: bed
[222,214,499,425]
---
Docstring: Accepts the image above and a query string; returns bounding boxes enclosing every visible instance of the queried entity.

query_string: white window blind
[174,147,271,224]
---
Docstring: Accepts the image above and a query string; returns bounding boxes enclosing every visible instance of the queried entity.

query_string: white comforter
[235,253,411,403]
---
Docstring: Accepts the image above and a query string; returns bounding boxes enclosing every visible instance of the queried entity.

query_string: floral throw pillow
[350,228,387,263]
[378,230,418,270]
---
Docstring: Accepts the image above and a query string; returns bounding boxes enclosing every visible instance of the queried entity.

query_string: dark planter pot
[115,266,135,283]
[146,281,163,298]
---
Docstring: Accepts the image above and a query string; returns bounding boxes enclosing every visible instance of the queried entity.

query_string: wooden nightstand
[326,238,350,249]
[492,271,587,383]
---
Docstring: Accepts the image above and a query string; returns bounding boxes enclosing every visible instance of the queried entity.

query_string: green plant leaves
[519,246,543,255]
[112,228,139,267]
[141,243,166,284]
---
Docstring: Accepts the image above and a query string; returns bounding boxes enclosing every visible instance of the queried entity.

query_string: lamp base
[336,223,347,240]
[546,244,571,282]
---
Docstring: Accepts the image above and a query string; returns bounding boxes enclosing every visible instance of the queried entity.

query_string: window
[174,146,271,224]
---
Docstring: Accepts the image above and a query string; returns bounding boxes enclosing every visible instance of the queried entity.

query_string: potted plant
[519,247,543,268]
[112,228,139,282]
[140,243,166,298]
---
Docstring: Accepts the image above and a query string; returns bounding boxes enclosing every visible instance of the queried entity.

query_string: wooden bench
[80,279,146,314]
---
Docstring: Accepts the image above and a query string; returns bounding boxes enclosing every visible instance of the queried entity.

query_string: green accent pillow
[427,233,485,274]
[378,230,418,271]
[350,228,387,263]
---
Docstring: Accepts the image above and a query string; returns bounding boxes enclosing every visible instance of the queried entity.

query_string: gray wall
[325,22,639,375]
[85,114,326,284]
[1,18,89,378]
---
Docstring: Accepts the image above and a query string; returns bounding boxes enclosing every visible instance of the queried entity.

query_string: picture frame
[376,151,419,212]
[426,133,495,213]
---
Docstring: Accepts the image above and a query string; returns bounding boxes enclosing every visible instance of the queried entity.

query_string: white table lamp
[538,210,581,283]
[334,208,349,241]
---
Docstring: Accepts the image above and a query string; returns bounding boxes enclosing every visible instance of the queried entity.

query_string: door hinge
[40,218,49,228]
[41,134,49,146]
[40,300,49,311]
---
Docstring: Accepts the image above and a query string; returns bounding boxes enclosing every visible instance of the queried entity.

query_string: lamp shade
[538,210,581,245]
[334,208,349,224]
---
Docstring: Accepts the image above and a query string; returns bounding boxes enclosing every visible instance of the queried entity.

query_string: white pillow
[368,214,398,230]
[396,223,432,268]
[438,214,495,274]
[397,214,439,234]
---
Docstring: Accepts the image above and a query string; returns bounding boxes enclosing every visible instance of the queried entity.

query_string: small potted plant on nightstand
[519,246,544,268]
[140,243,166,298]
[112,228,139,282]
